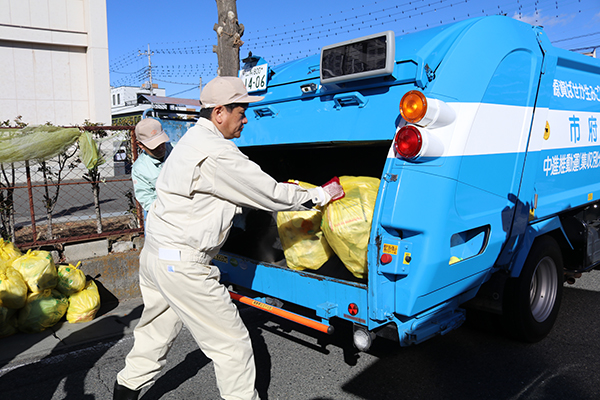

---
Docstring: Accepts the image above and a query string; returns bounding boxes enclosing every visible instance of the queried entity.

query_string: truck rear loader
[210,15,600,350]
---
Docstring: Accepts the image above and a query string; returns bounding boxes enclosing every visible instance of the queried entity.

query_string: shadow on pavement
[0,300,143,399]
[140,349,212,400]
[338,287,600,400]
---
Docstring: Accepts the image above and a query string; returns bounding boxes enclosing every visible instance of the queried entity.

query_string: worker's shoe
[113,381,140,400]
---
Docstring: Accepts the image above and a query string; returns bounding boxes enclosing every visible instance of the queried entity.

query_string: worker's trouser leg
[117,246,184,390]
[117,244,260,400]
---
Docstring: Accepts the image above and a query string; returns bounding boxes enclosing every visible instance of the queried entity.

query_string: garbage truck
[210,15,600,350]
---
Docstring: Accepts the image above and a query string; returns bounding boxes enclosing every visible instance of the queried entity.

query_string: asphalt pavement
[2,269,600,380]
[0,297,144,369]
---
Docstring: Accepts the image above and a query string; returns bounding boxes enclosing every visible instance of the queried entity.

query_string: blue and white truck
[212,15,600,350]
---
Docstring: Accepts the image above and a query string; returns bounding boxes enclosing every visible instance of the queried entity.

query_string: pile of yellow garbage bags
[277,176,380,280]
[0,240,101,338]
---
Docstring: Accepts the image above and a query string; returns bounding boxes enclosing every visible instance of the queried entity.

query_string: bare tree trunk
[0,163,16,242]
[91,168,103,234]
[38,148,77,240]
[94,184,102,234]
[214,0,245,77]
[83,165,103,234]
[40,161,54,240]
[8,188,15,242]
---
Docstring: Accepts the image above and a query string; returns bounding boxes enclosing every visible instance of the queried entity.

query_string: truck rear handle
[229,291,334,335]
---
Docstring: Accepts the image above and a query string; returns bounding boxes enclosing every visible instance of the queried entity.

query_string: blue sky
[107,0,600,98]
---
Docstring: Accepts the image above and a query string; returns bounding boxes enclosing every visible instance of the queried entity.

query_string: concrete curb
[79,250,142,300]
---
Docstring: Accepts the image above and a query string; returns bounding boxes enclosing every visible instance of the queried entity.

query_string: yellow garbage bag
[12,250,57,293]
[322,176,380,279]
[17,289,68,333]
[0,264,28,309]
[0,305,17,338]
[56,262,86,296]
[276,181,333,271]
[67,280,101,323]
[0,239,21,264]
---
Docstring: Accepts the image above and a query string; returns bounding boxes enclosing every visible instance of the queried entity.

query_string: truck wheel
[502,236,563,342]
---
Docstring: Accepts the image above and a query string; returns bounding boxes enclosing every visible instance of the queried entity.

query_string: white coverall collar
[197,118,225,139]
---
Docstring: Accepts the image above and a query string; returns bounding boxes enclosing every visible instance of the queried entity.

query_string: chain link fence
[0,126,144,249]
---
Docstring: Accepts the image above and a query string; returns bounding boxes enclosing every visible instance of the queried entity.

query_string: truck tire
[502,236,563,342]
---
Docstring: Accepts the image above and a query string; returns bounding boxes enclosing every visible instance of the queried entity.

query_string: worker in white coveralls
[131,118,173,218]
[113,76,345,400]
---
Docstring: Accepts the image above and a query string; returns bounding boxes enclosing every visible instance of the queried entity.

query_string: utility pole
[139,44,154,95]
[213,0,244,77]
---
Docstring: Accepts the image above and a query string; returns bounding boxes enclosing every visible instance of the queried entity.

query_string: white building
[110,85,202,128]
[110,84,166,124]
[0,0,110,126]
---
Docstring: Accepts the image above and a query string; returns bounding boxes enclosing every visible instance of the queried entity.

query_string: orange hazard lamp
[400,90,427,123]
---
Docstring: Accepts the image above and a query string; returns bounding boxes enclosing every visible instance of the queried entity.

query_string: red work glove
[310,177,345,207]
[321,177,345,202]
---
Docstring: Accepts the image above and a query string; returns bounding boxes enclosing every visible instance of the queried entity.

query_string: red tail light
[394,125,422,159]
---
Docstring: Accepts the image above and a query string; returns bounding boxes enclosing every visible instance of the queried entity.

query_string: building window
[112,94,115,105]
[117,93,121,105]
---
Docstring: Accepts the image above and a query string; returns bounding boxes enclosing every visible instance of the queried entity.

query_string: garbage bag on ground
[322,176,380,279]
[11,250,57,292]
[67,279,101,323]
[56,261,86,296]
[0,264,27,309]
[0,239,21,264]
[17,289,68,333]
[0,305,17,338]
[276,181,333,271]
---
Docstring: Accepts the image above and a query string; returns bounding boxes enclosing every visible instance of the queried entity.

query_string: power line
[569,44,599,52]
[153,78,205,86]
[109,0,600,91]
[552,31,600,43]
[169,85,201,97]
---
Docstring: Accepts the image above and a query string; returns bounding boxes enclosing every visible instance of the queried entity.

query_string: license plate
[239,64,268,92]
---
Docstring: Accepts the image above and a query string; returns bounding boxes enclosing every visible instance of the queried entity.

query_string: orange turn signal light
[400,90,427,123]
